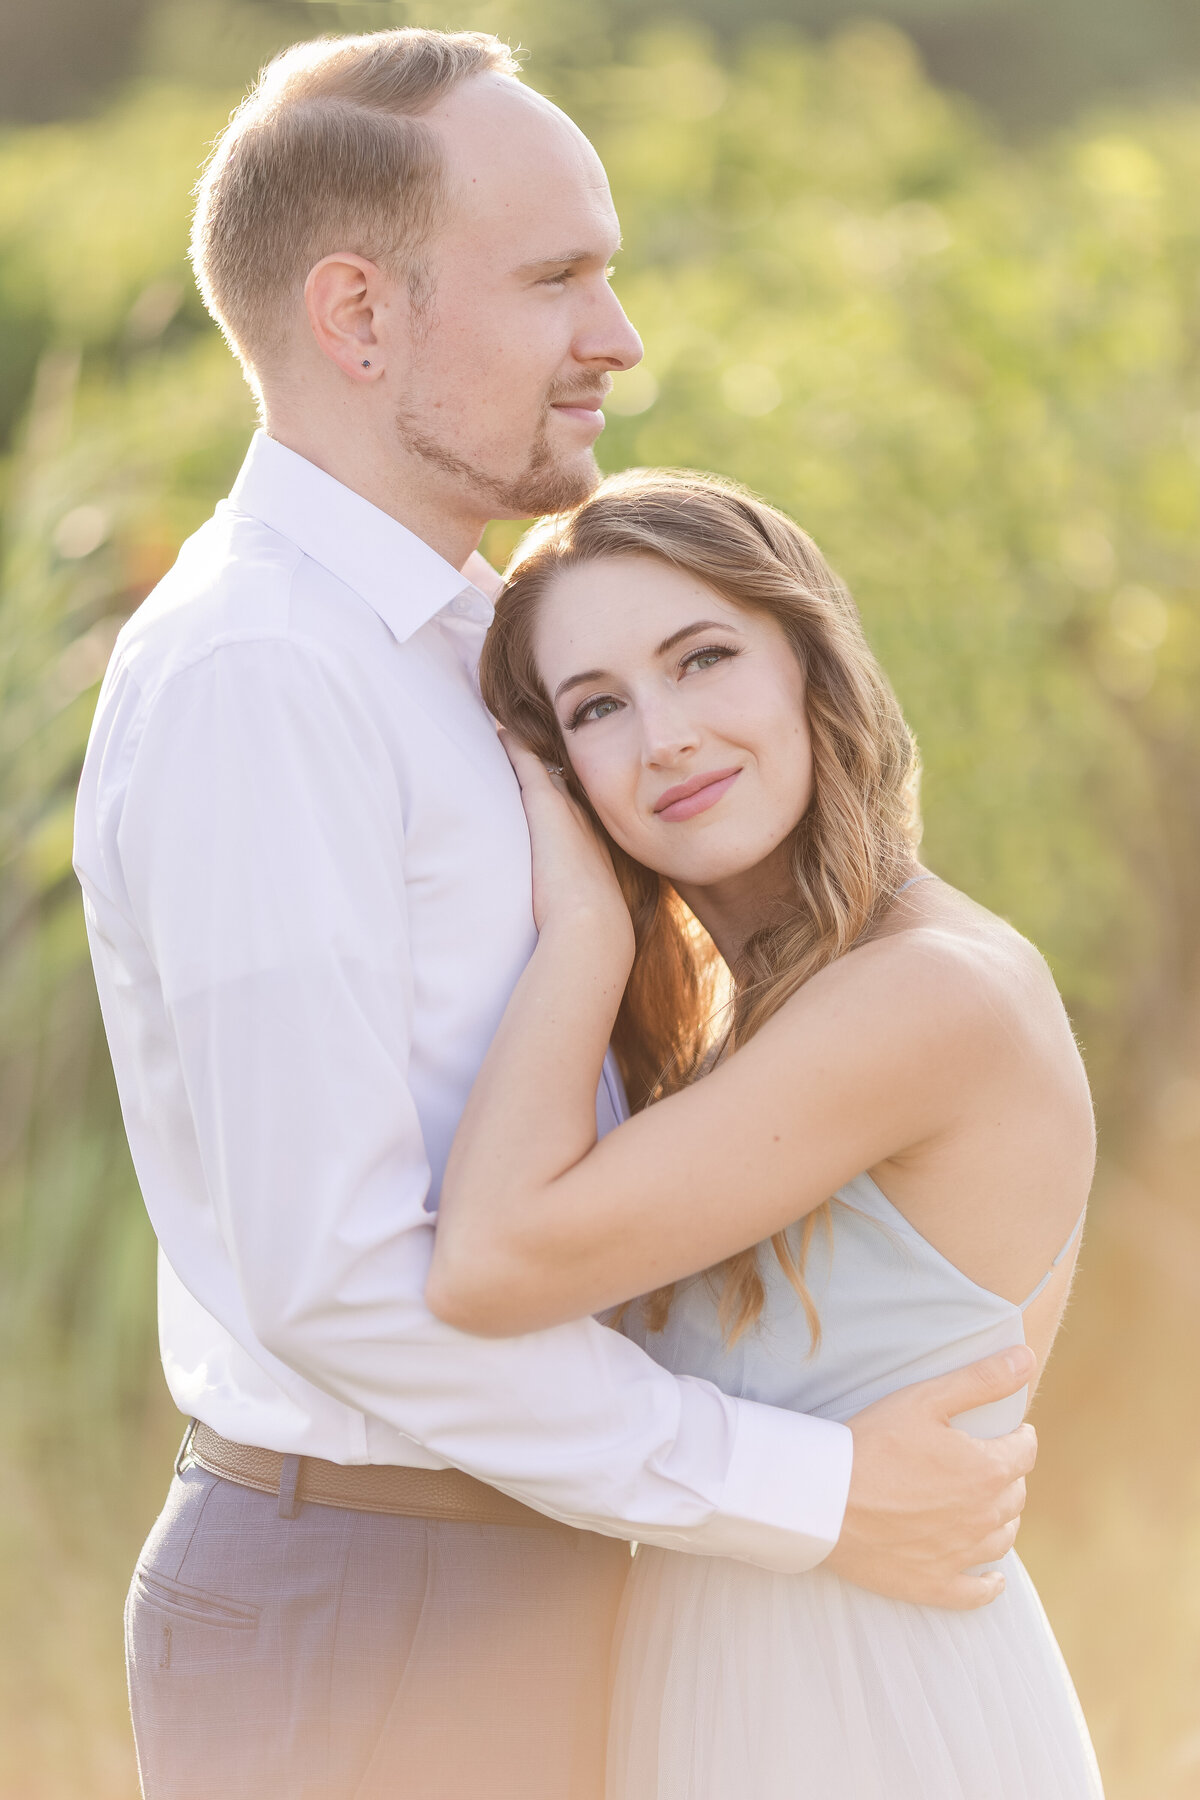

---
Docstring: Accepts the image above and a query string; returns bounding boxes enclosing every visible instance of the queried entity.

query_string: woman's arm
[427,744,989,1336]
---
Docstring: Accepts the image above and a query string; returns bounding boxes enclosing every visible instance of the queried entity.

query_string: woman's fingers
[496,725,539,780]
[497,727,568,793]
[492,728,631,948]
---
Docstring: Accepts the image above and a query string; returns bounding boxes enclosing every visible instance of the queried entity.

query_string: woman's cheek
[603,805,646,862]
[574,764,634,855]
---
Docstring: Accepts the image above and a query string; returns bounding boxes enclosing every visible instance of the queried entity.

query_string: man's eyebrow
[513,243,622,277]
[552,620,741,707]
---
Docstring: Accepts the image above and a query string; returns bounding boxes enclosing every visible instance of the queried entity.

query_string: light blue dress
[611,1172,1104,1799]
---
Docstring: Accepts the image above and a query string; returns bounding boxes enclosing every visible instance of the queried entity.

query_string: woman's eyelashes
[681,643,740,676]
[563,643,741,732]
[565,692,622,731]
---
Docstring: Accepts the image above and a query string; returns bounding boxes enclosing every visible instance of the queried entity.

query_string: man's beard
[394,378,608,520]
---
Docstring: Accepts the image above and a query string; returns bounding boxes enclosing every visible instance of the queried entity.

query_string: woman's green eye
[684,645,736,673]
[567,647,736,730]
[569,695,622,729]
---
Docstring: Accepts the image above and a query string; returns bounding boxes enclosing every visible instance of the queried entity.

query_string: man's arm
[110,634,851,1572]
[107,633,1034,1599]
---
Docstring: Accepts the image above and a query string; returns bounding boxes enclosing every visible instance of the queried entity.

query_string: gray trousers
[125,1461,630,1800]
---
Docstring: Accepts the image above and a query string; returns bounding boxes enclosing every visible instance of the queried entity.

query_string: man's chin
[487,450,601,522]
[394,409,600,523]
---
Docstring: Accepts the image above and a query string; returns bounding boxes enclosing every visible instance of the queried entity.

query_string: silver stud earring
[361,360,371,368]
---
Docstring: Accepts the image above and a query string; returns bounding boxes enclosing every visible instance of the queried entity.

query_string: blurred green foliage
[1,8,1199,1797]
[7,0,1200,131]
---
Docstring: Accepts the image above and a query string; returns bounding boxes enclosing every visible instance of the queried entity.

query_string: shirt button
[452,594,473,616]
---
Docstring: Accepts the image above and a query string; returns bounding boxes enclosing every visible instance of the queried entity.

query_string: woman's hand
[428,729,638,1334]
[501,731,635,961]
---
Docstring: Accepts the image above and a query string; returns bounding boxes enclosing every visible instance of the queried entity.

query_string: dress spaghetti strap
[1019,1204,1087,1310]
[888,865,1082,1315]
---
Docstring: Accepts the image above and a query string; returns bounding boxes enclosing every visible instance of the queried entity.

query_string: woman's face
[533,553,813,891]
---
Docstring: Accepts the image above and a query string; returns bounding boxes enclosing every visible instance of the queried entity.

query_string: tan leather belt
[181,1420,570,1530]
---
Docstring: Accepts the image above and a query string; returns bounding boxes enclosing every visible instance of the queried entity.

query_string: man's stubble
[393,373,609,522]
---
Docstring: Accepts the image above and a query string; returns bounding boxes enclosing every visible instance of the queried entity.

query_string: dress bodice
[619,1173,1073,1441]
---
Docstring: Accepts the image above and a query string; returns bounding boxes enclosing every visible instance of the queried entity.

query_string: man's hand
[823,1346,1038,1608]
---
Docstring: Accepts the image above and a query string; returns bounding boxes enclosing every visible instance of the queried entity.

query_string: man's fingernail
[1004,1347,1033,1377]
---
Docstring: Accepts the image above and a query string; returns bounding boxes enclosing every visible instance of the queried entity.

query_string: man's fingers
[922,1345,1037,1420]
[973,1519,1021,1564]
[939,1568,1007,1612]
[993,1477,1028,1527]
[989,1421,1038,1483]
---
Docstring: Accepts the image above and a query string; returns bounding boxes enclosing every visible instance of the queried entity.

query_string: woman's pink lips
[653,767,742,823]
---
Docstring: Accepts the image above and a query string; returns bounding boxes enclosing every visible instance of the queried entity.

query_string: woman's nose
[639,693,700,767]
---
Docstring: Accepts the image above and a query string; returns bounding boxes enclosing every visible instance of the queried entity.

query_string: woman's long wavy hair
[479,468,922,1345]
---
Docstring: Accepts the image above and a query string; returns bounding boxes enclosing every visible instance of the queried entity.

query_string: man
[74,27,1037,1800]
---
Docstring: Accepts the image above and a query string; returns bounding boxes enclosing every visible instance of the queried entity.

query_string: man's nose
[578,282,643,373]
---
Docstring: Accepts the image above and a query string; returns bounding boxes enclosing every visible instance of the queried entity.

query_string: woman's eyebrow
[654,619,735,657]
[552,621,741,708]
[554,666,608,705]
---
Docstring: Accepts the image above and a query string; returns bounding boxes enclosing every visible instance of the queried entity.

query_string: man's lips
[653,767,742,823]
[550,394,608,430]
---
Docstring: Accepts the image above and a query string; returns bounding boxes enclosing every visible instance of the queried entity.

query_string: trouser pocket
[131,1566,260,1632]
[126,1558,270,1798]
[129,1563,261,1675]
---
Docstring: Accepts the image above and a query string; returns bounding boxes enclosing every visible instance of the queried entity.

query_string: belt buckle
[174,1419,199,1479]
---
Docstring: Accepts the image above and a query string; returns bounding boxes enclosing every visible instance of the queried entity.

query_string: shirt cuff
[688,1398,854,1573]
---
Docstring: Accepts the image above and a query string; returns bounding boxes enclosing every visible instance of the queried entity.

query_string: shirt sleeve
[116,635,852,1573]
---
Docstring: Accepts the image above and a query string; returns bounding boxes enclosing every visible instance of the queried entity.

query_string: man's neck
[261,409,485,572]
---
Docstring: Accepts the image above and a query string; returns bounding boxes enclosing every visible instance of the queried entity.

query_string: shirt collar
[224,430,494,643]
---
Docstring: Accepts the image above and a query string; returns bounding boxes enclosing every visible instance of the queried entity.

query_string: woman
[426,468,1103,1799]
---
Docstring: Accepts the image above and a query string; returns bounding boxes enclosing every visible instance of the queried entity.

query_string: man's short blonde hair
[190,28,519,379]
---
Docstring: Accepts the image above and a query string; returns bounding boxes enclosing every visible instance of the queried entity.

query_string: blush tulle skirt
[606,1547,1103,1800]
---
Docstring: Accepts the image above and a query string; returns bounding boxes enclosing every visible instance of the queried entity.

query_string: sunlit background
[1,1,1199,1793]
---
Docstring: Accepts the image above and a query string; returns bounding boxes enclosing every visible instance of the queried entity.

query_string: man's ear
[304,252,408,383]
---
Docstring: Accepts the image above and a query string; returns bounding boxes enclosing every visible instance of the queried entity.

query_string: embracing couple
[74,27,1104,1800]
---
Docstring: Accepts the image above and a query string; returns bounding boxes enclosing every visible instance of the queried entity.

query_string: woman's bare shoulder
[903,883,1073,1025]
[778,878,1077,1075]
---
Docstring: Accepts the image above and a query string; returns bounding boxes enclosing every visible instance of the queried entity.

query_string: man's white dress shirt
[74,431,852,1571]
